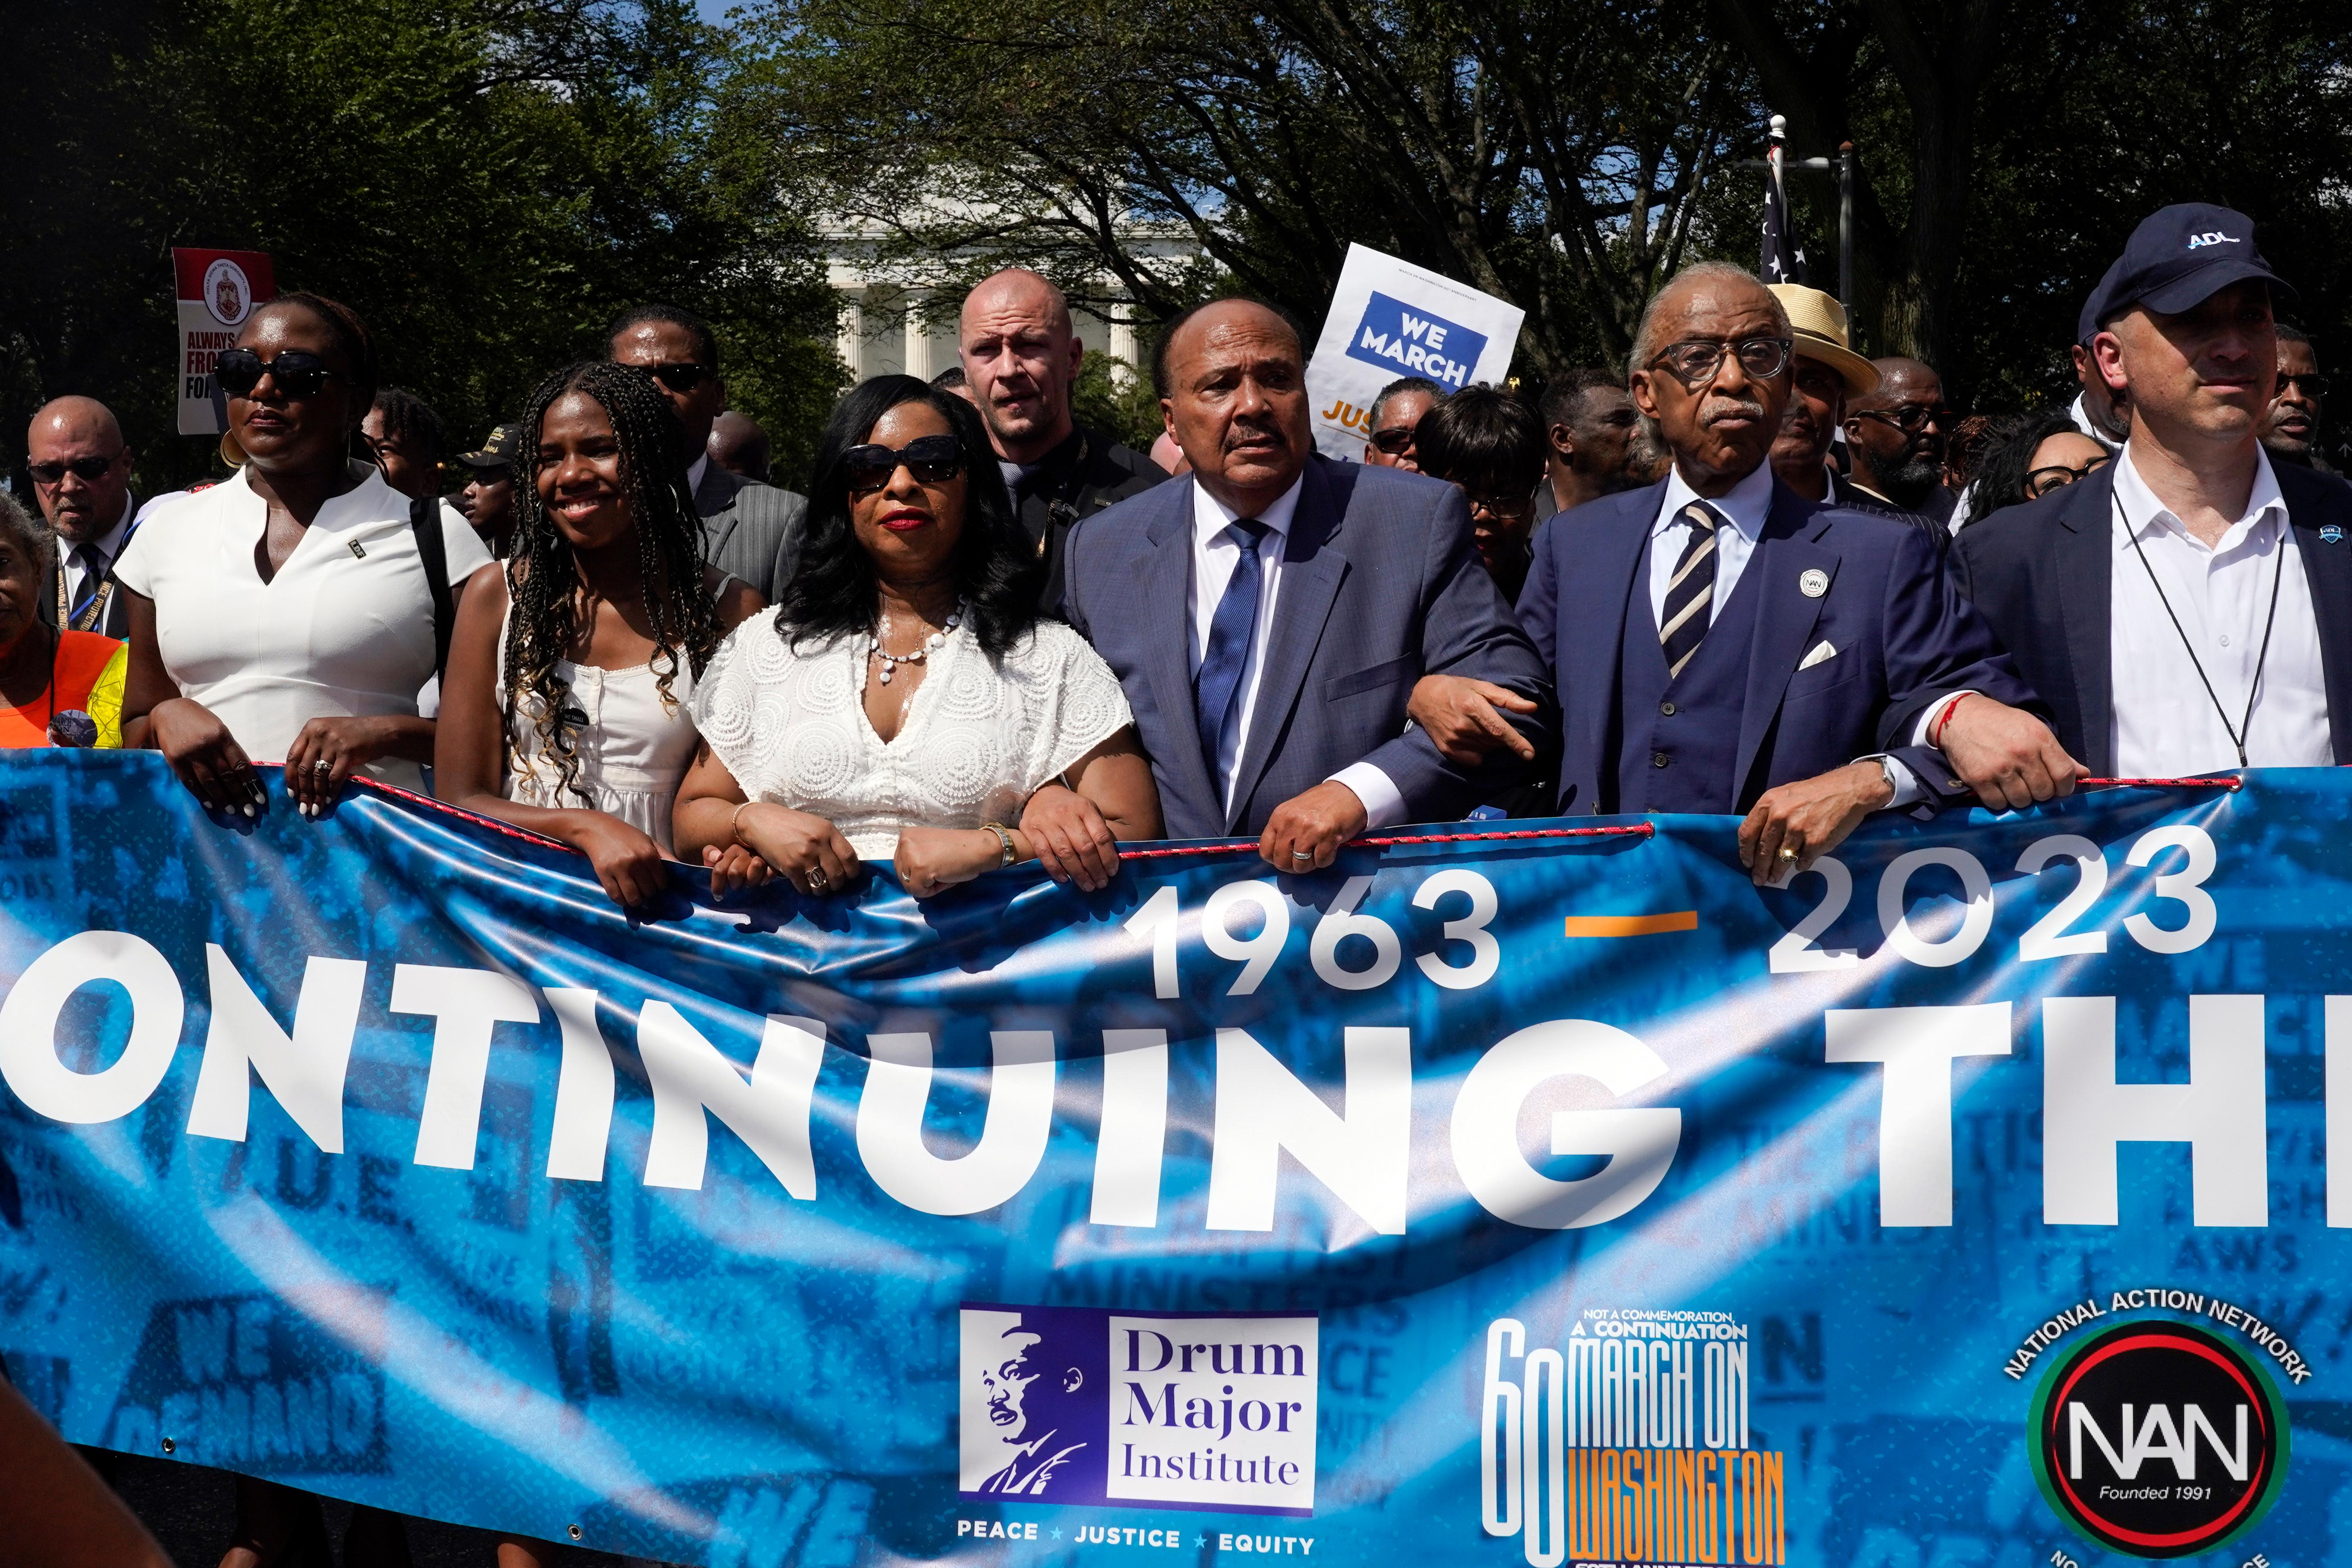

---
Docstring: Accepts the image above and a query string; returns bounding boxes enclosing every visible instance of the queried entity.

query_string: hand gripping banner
[0,751,2341,1565]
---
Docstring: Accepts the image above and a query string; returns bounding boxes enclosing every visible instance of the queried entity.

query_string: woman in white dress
[674,375,1160,897]
[434,360,768,908]
[116,293,498,814]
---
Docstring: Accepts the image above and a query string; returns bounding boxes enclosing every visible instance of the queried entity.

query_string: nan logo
[1345,291,1487,391]
[959,1304,1318,1516]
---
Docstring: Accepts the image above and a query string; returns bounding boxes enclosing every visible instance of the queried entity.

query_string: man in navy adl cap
[1952,202,2352,779]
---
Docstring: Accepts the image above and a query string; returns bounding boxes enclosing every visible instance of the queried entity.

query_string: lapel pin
[2322,525,2344,545]
[1799,567,1829,598]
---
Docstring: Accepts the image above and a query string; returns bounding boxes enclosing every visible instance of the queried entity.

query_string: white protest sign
[172,248,274,436]
[1304,244,1526,461]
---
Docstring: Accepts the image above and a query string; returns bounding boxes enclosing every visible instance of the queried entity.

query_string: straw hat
[1767,285,1879,398]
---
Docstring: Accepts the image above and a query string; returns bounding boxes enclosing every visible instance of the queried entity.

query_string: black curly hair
[776,374,1044,660]
[1962,408,2097,528]
[503,360,719,801]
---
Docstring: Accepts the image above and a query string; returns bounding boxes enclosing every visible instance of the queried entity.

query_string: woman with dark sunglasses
[111,293,496,817]
[1961,408,2114,528]
[674,375,1159,898]
[432,361,770,911]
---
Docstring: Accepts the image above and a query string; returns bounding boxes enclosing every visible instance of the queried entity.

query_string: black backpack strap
[409,494,454,679]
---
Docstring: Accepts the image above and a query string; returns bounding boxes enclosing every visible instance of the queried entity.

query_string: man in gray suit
[607,304,808,602]
[1034,297,1551,878]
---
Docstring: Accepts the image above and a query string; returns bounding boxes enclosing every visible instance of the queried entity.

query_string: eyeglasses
[213,348,341,400]
[1853,403,1951,435]
[1369,427,1418,456]
[2025,454,2111,499]
[843,434,965,494]
[639,363,714,393]
[1464,490,1537,521]
[27,456,118,485]
[2278,371,2332,398]
[1646,337,1792,389]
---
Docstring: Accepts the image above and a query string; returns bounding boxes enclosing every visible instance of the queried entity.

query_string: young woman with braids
[115,293,498,820]
[434,361,769,908]
[673,374,1159,898]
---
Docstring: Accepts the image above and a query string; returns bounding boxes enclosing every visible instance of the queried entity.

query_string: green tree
[1,0,844,496]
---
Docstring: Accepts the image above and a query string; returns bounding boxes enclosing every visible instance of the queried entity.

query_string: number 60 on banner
[1770,824,2219,974]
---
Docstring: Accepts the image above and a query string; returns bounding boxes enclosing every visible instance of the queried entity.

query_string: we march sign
[1304,243,1525,460]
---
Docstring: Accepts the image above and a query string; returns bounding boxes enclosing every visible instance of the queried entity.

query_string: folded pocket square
[1798,640,1838,671]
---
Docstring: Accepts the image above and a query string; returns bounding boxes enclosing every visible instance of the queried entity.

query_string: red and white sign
[172,248,275,436]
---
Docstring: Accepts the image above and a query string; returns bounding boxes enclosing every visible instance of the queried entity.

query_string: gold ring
[1778,846,1800,862]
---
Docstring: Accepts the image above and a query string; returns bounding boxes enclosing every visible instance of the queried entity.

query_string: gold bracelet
[982,821,1016,868]
[730,800,754,845]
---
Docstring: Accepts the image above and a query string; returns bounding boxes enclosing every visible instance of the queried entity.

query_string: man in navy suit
[1023,297,1550,879]
[1955,204,2352,778]
[1466,263,2067,882]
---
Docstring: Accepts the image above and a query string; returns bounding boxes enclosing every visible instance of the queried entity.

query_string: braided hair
[503,360,718,801]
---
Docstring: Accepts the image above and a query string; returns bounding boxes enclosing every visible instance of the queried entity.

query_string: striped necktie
[1659,502,1722,678]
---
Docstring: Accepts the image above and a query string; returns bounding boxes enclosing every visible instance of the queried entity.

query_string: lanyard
[2116,491,2286,769]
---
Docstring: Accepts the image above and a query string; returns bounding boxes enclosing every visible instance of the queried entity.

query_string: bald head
[1844,357,1949,508]
[960,267,1083,462]
[1156,297,1310,515]
[26,396,132,545]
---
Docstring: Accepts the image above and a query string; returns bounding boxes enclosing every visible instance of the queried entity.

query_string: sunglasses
[1464,490,1537,521]
[28,456,118,485]
[2278,371,2332,398]
[1369,427,1418,456]
[2026,454,2112,499]
[1853,403,1951,435]
[1647,337,1792,389]
[638,363,714,393]
[213,348,342,400]
[843,434,965,494]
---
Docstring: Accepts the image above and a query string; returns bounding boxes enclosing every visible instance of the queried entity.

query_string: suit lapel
[696,462,743,560]
[1139,480,1222,823]
[1574,485,1661,779]
[2280,468,2352,763]
[1226,462,1348,829]
[2053,466,2117,774]
[1731,483,1836,791]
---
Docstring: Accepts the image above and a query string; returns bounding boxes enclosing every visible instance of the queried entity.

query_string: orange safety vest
[0,630,128,748]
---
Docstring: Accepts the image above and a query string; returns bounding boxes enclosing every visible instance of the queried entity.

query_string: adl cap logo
[1345,291,1487,391]
[2185,232,2241,249]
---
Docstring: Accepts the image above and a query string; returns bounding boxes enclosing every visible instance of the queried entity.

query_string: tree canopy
[2,0,841,494]
[743,0,2352,408]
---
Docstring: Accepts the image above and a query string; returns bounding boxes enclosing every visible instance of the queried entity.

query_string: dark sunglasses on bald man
[28,456,118,485]
[212,348,342,401]
[843,434,965,495]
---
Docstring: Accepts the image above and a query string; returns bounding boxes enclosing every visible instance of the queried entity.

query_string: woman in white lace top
[674,375,1160,897]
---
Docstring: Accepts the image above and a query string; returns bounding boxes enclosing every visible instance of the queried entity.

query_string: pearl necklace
[866,602,964,685]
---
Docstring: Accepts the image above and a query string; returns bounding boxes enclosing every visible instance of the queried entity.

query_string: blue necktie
[1195,518,1271,790]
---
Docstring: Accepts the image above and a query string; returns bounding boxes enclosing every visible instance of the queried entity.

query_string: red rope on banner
[337,771,574,852]
[1116,823,1656,861]
[2076,776,2241,790]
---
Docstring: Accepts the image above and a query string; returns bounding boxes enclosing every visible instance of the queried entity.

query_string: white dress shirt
[2109,444,2331,775]
[1188,476,1404,825]
[1652,462,1951,807]
[64,497,134,608]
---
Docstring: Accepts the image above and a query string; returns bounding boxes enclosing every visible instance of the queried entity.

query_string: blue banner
[0,750,2342,1565]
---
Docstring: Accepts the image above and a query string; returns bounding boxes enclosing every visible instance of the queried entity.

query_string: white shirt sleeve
[1326,762,1407,829]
